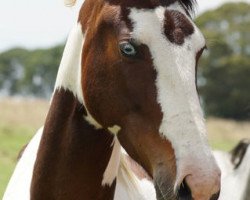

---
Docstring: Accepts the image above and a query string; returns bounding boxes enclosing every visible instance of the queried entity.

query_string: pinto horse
[214,139,250,200]
[3,0,221,199]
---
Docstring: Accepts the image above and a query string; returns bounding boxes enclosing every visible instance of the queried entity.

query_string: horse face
[80,1,221,199]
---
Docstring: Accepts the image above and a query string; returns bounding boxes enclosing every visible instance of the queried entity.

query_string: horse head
[75,0,221,199]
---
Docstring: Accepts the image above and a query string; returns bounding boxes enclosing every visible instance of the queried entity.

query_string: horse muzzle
[154,157,221,200]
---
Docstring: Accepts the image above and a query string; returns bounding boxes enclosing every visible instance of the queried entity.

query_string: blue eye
[119,42,137,57]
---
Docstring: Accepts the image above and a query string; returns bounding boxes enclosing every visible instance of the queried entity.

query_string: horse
[3,0,221,199]
[214,139,250,200]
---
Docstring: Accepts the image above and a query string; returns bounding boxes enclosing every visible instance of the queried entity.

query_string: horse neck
[244,176,250,200]
[229,146,250,200]
[241,147,250,200]
[30,89,117,200]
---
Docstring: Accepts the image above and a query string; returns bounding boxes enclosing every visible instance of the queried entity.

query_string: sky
[0,0,250,53]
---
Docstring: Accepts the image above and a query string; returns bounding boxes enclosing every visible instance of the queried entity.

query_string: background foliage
[196,2,250,120]
[0,46,63,98]
[0,2,250,119]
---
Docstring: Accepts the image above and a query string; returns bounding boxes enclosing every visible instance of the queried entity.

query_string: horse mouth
[125,154,193,200]
[155,178,193,200]
[155,183,177,200]
[125,154,182,200]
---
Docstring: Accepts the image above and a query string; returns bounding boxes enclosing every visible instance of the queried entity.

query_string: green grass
[209,139,237,151]
[0,98,48,198]
[0,124,35,198]
[206,117,250,151]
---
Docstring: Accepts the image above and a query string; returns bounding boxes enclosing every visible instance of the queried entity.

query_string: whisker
[156,181,177,200]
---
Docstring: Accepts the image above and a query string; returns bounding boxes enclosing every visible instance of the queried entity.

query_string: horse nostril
[177,179,192,200]
[210,191,220,200]
[177,181,220,200]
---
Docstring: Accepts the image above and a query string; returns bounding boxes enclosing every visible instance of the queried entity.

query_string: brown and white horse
[3,0,221,199]
[214,139,250,200]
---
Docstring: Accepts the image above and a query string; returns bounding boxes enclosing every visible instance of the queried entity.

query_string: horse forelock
[178,0,196,15]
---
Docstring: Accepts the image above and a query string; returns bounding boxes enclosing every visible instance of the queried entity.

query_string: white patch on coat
[214,147,250,200]
[54,23,102,129]
[84,114,102,129]
[3,128,43,200]
[213,151,234,178]
[129,3,217,187]
[55,23,84,102]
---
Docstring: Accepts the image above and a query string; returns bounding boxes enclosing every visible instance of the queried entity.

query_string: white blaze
[129,3,214,185]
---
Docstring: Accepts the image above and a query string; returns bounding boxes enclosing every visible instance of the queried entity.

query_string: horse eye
[119,42,137,57]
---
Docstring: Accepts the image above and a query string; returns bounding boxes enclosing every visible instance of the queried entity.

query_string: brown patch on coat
[31,89,116,200]
[164,10,194,45]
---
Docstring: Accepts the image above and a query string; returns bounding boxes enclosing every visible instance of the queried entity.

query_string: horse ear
[231,139,250,169]
[64,0,76,7]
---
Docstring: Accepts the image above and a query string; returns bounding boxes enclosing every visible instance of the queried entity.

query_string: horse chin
[152,165,178,200]
[132,161,177,200]
[124,154,178,200]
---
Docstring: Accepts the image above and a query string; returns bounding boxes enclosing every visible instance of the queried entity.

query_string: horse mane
[231,139,250,169]
[178,0,196,15]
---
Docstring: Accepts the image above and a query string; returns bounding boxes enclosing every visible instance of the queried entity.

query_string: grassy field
[0,98,249,198]
[0,98,49,198]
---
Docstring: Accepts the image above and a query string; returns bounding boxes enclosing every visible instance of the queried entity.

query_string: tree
[196,2,250,120]
[0,45,64,98]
